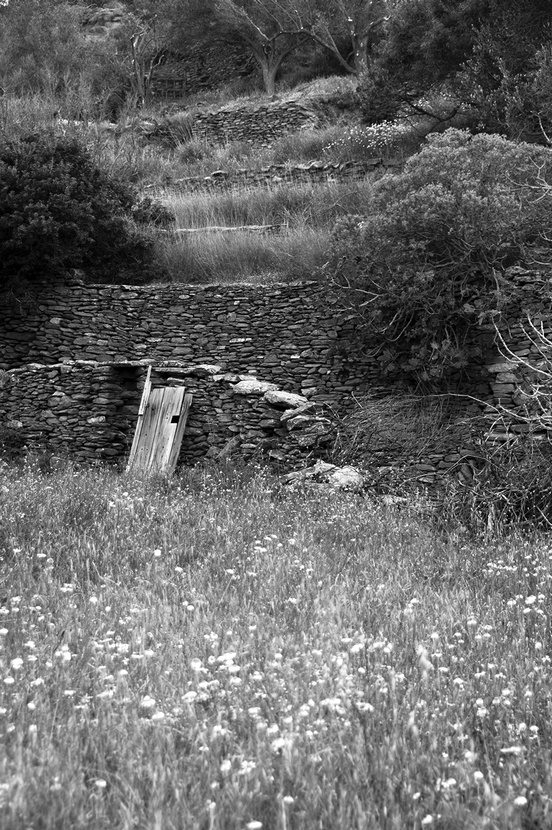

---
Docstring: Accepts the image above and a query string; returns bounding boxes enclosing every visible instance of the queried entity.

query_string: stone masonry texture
[2,273,552,477]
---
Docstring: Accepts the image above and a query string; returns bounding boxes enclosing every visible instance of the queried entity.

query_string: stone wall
[169,159,392,194]
[0,361,138,463]
[2,273,552,477]
[0,361,334,467]
[191,101,321,146]
[0,282,377,406]
[151,41,254,100]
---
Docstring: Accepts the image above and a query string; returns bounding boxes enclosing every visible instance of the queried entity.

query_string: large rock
[232,379,279,395]
[280,402,316,422]
[284,414,312,431]
[282,460,365,492]
[326,466,364,491]
[264,390,308,409]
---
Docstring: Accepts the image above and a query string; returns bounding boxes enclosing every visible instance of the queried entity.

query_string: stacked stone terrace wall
[2,274,552,477]
[170,159,390,194]
[191,101,321,146]
[0,362,334,467]
[151,41,253,100]
[0,282,377,405]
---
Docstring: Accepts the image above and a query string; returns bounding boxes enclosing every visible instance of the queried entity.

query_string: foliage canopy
[0,133,169,294]
[327,129,552,383]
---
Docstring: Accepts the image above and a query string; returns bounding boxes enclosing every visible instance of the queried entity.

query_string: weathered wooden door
[127,371,192,474]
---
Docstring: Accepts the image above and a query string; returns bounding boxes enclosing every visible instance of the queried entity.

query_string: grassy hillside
[0,78,428,285]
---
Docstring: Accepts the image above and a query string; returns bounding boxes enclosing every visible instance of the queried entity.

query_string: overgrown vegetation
[326,129,552,383]
[0,131,171,293]
[3,4,552,826]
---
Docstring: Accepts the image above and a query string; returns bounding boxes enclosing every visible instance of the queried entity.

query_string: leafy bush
[448,2,552,140]
[130,196,175,228]
[0,133,169,291]
[359,0,492,125]
[327,129,552,382]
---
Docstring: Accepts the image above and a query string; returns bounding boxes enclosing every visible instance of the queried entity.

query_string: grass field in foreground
[0,462,551,829]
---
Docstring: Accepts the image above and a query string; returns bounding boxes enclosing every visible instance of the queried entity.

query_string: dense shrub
[327,129,552,382]
[0,133,170,292]
[130,195,175,228]
[451,17,552,142]
[360,1,552,139]
[359,0,492,125]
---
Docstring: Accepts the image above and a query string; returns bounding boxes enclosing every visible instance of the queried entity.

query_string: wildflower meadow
[0,461,551,829]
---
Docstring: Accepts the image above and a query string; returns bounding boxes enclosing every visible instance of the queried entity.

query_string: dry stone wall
[190,101,321,146]
[170,159,390,194]
[0,361,138,462]
[151,42,253,100]
[2,273,552,478]
[0,282,377,405]
[0,361,335,467]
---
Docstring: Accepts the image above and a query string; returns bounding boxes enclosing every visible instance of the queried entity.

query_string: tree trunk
[253,46,286,98]
[351,34,370,75]
[261,60,279,98]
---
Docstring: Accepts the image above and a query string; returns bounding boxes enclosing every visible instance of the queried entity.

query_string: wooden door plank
[126,366,152,471]
[138,365,153,416]
[130,387,162,472]
[126,384,192,475]
[153,387,185,473]
[141,388,168,472]
[166,392,193,474]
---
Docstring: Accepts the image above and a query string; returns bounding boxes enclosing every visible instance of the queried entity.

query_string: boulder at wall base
[282,460,365,491]
[326,466,364,490]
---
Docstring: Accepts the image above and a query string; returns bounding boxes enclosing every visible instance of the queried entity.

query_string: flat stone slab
[232,379,279,395]
[264,390,308,409]
[280,402,316,422]
[486,362,519,373]
[156,364,222,377]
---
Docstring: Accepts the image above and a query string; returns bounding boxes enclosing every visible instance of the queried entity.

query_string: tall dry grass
[0,93,181,186]
[154,181,375,283]
[161,181,375,229]
[0,461,551,829]
[156,224,328,284]
[0,85,421,286]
